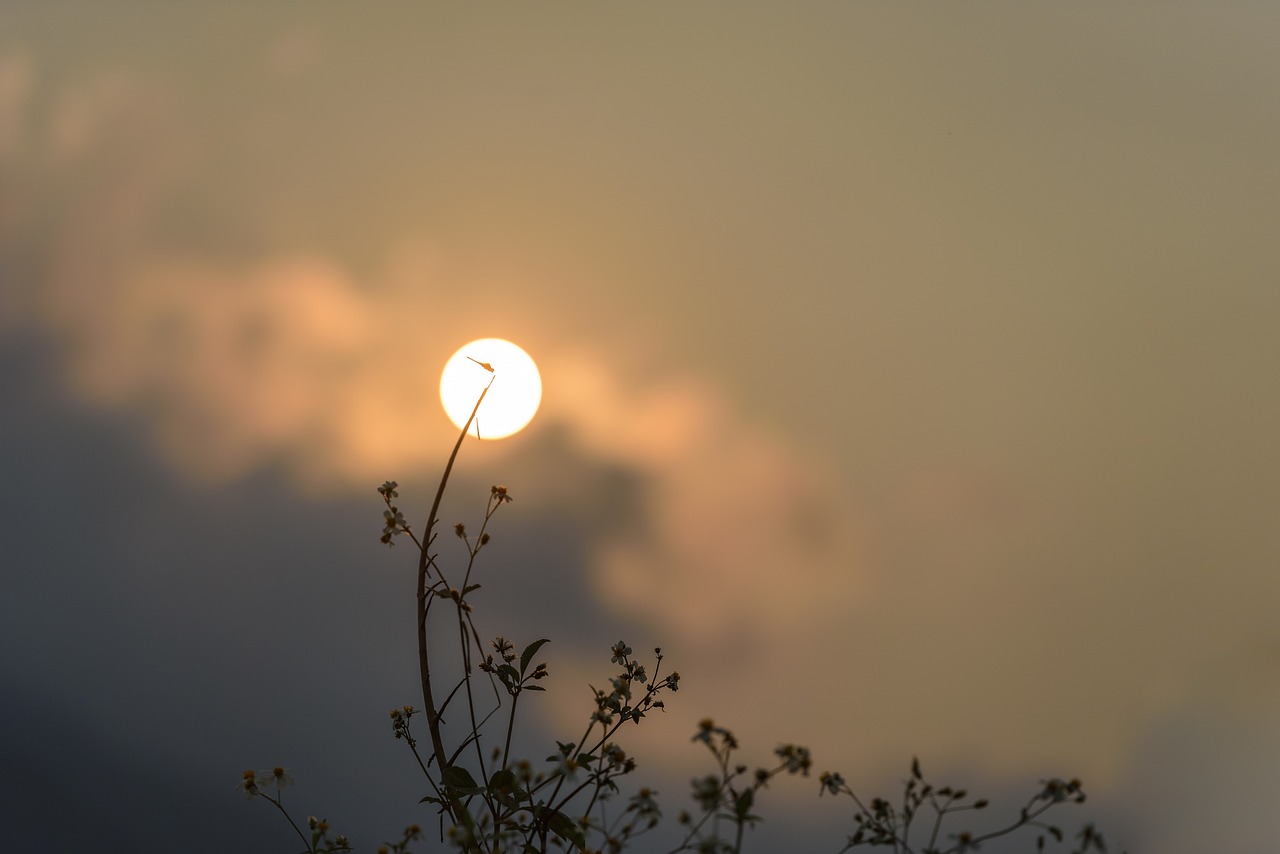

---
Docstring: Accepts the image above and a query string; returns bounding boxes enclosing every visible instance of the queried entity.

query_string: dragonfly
[466,356,494,439]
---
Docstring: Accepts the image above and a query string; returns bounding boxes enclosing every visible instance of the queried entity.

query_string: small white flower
[237,769,259,799]
[259,766,294,790]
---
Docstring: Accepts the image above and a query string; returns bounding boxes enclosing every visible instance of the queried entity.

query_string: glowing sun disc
[440,339,542,439]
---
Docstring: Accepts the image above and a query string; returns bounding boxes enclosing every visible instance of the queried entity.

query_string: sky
[2,3,1279,851]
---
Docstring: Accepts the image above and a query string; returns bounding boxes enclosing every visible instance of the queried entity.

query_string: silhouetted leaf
[442,765,481,793]
[534,806,585,851]
[520,638,550,675]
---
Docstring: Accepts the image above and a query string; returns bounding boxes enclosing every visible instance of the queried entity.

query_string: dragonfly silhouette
[466,356,495,439]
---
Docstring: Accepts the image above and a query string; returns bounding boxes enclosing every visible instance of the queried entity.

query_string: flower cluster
[374,824,422,854]
[377,481,411,546]
[589,642,678,728]
[1039,777,1087,804]
[476,636,550,700]
[306,815,350,852]
[691,717,737,750]
[237,769,260,799]
[602,743,637,775]
[775,743,812,776]
[389,705,416,747]
[626,785,661,824]
[238,766,293,799]
[244,468,1113,854]
[819,770,846,796]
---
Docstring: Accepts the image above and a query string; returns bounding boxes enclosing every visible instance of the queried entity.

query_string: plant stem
[417,379,493,821]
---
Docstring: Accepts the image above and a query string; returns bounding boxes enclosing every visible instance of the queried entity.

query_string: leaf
[734,788,755,821]
[441,765,480,792]
[487,768,526,809]
[488,768,516,790]
[521,638,551,675]
[419,795,447,806]
[497,664,521,685]
[535,806,586,851]
[463,584,482,595]
[912,757,923,780]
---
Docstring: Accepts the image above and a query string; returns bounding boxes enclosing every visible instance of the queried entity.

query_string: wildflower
[238,769,259,799]
[381,507,408,545]
[603,743,628,768]
[447,824,477,848]
[377,480,399,499]
[259,766,294,789]
[556,753,582,779]
[776,744,812,775]
[819,771,845,796]
[454,522,466,538]
[610,641,632,664]
[492,636,515,662]
[629,786,660,820]
[390,707,415,743]
[691,775,721,811]
[491,484,513,503]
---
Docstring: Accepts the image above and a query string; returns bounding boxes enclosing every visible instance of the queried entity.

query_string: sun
[439,339,542,439]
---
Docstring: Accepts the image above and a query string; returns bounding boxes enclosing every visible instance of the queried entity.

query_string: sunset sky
[3,4,1279,852]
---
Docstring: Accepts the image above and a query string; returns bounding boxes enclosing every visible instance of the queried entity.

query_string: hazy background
[3,3,1279,851]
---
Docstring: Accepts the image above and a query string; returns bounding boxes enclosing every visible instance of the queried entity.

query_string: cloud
[12,59,1280,851]
[4,69,873,733]
[548,356,866,649]
[1108,645,1280,851]
[4,61,876,777]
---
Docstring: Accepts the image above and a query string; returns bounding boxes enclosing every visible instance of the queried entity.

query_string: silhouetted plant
[819,758,1109,854]
[242,372,1116,853]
